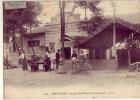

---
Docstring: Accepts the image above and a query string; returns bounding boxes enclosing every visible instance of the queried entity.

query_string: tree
[3,1,42,55]
[74,1,103,34]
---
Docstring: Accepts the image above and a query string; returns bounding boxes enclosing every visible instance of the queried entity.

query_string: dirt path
[4,68,140,98]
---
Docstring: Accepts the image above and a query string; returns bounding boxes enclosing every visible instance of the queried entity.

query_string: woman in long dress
[50,52,55,70]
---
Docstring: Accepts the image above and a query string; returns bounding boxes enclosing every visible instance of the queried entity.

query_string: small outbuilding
[76,18,140,70]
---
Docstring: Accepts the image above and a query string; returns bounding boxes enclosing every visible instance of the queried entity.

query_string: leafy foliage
[78,16,104,34]
[75,1,102,16]
[3,1,42,37]
[74,1,103,34]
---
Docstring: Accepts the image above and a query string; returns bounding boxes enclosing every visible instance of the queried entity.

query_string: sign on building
[4,1,26,10]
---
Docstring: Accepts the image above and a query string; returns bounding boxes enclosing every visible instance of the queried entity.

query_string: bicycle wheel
[83,62,92,74]
[72,62,80,73]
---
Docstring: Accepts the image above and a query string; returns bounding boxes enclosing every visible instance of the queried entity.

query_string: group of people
[19,48,61,72]
[43,49,61,72]
[19,47,87,73]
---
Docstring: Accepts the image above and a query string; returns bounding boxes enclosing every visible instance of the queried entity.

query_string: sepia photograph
[3,0,140,99]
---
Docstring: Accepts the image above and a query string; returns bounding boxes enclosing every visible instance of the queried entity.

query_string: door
[117,49,129,69]
[64,47,71,60]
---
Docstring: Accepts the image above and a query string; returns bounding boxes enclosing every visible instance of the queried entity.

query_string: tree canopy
[74,1,104,34]
[3,1,42,55]
[3,1,42,41]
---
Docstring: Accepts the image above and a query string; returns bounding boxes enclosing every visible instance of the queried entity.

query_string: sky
[37,0,140,24]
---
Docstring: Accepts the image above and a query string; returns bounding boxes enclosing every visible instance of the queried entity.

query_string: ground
[4,66,140,99]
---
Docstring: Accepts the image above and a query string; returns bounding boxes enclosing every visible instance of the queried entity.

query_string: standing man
[50,51,54,70]
[55,49,60,70]
[71,50,78,73]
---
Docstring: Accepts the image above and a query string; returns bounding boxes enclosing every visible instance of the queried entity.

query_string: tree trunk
[31,44,35,55]
[14,41,20,56]
[12,29,21,56]
[12,30,16,52]
[30,26,35,55]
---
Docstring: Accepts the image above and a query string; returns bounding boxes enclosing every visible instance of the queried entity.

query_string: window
[27,40,40,47]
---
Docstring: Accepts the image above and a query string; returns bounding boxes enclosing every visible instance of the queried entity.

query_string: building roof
[76,17,140,47]
[64,35,86,41]
[25,21,80,34]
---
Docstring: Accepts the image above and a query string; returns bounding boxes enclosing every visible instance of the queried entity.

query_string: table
[29,58,45,71]
[37,62,44,70]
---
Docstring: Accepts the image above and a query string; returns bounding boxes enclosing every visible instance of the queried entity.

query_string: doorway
[64,47,71,59]
[117,49,129,69]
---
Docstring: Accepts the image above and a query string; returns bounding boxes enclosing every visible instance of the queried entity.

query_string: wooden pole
[60,1,65,58]
[57,1,66,74]
[111,0,118,70]
[112,0,116,47]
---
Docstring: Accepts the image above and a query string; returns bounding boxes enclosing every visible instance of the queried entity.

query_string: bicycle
[72,59,92,75]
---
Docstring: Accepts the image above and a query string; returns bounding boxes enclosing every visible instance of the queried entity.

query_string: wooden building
[76,18,140,70]
[22,12,87,59]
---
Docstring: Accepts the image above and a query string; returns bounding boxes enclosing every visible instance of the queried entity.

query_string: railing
[63,59,117,70]
[129,62,140,72]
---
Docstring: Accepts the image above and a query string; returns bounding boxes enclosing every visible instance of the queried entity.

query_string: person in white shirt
[4,45,12,69]
[19,49,28,71]
[45,48,55,70]
[71,50,78,73]
[49,52,55,70]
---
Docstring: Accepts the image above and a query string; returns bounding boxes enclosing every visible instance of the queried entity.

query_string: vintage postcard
[3,0,140,99]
